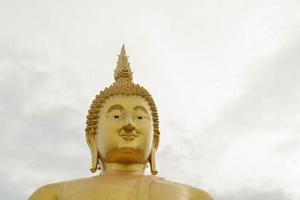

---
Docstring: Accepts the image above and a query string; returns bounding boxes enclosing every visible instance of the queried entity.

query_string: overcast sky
[0,0,299,199]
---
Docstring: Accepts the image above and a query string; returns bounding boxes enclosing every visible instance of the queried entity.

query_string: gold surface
[29,45,214,200]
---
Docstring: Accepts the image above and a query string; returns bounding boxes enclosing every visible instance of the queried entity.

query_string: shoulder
[189,187,214,200]
[28,177,94,200]
[151,176,214,200]
[29,183,61,200]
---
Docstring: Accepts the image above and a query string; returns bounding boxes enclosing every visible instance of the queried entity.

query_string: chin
[117,147,136,153]
[107,147,146,164]
[118,140,140,149]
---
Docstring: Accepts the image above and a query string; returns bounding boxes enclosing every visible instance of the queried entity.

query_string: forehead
[100,95,151,113]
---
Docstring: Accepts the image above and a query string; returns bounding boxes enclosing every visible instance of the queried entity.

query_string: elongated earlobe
[90,142,99,173]
[86,132,100,173]
[149,147,158,175]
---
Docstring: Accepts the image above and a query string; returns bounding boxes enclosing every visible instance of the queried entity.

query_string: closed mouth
[119,131,139,141]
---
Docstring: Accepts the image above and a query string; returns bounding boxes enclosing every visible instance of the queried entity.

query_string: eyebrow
[106,104,124,113]
[133,105,149,116]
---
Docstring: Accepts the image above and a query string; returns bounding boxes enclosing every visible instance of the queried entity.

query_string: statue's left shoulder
[151,176,214,200]
[188,187,214,200]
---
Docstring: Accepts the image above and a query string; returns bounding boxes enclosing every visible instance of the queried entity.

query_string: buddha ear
[149,147,158,175]
[149,131,159,175]
[152,132,160,150]
[86,130,99,173]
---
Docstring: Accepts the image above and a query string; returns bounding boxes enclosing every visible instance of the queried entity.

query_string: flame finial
[114,44,133,81]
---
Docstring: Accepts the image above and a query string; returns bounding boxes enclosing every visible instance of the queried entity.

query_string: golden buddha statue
[29,45,214,200]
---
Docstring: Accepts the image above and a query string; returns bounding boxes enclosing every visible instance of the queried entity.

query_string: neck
[100,163,146,175]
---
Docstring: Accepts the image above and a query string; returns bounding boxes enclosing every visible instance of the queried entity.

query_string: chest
[60,181,194,200]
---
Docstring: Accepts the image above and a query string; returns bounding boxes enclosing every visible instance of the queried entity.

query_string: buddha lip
[121,136,136,141]
[119,131,139,141]
[120,134,138,138]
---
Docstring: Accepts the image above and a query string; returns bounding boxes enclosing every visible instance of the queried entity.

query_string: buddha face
[95,95,154,164]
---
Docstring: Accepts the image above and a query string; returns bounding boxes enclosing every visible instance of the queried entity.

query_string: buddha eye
[137,116,143,120]
[114,115,120,119]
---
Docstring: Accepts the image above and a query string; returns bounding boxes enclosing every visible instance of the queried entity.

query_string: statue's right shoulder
[28,177,97,200]
[28,183,62,200]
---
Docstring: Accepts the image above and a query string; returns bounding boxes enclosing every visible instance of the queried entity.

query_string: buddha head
[85,45,160,175]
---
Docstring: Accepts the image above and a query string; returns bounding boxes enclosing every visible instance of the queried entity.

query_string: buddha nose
[122,123,135,132]
[122,113,135,131]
